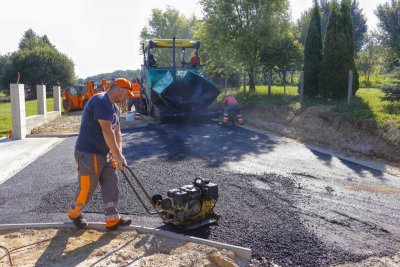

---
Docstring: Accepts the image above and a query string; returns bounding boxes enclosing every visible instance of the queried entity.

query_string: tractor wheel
[63,99,72,112]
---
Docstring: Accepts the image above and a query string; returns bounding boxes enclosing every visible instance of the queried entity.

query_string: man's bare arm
[114,123,122,153]
[98,120,122,157]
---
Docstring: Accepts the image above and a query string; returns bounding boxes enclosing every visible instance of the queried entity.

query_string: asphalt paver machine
[139,38,221,121]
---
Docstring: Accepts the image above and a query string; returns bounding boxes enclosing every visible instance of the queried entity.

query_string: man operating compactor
[68,78,136,230]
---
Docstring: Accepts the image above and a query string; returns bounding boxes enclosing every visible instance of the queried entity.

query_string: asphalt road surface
[1,121,399,266]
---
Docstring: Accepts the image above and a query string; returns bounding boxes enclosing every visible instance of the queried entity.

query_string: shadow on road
[123,121,278,167]
[308,147,385,179]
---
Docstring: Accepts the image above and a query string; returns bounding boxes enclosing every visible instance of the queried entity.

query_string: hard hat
[113,78,135,98]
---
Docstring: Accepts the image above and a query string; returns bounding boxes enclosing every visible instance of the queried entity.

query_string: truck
[139,38,221,120]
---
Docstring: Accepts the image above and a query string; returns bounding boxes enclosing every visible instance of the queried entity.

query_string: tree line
[141,0,399,99]
[0,29,75,98]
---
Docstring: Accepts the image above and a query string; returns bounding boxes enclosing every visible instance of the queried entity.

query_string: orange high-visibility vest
[131,83,141,98]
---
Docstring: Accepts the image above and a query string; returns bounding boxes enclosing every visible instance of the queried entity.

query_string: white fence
[10,84,61,139]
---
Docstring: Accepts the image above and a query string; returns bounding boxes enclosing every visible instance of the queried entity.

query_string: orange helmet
[113,78,136,98]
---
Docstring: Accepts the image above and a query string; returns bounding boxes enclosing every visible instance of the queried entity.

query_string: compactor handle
[119,165,164,219]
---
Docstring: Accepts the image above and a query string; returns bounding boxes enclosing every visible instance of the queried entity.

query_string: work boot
[106,217,132,231]
[69,215,88,229]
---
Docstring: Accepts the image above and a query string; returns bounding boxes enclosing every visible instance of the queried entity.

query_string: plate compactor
[119,165,219,230]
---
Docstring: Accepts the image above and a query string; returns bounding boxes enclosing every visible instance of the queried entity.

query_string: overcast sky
[0,0,389,79]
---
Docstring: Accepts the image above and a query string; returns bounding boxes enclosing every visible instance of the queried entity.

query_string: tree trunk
[262,70,267,85]
[290,69,294,84]
[283,70,286,95]
[268,69,272,96]
[243,71,246,97]
[248,69,256,93]
[224,75,228,90]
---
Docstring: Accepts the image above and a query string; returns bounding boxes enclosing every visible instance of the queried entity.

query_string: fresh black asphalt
[1,121,399,266]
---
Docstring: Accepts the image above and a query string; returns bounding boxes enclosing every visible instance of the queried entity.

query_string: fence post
[300,71,304,103]
[348,70,353,105]
[36,84,46,116]
[53,86,61,114]
[10,84,26,140]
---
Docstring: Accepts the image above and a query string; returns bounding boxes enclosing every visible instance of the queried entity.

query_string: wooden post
[348,70,353,105]
[300,71,304,103]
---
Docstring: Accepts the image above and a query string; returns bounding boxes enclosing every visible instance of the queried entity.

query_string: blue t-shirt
[75,93,120,155]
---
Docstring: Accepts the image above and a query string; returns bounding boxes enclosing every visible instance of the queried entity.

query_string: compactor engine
[152,178,218,230]
[120,166,219,230]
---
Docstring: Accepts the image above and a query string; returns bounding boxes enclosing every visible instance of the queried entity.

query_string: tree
[19,29,55,50]
[296,0,367,52]
[356,34,384,86]
[303,1,323,97]
[273,36,303,94]
[375,0,400,68]
[2,47,75,97]
[320,0,359,99]
[2,30,75,96]
[85,69,141,84]
[320,1,343,99]
[340,0,359,95]
[140,8,198,67]
[295,10,311,44]
[350,0,367,52]
[201,0,290,93]
[0,54,11,91]
[192,22,240,89]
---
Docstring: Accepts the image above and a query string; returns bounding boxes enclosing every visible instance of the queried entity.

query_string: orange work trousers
[68,150,121,228]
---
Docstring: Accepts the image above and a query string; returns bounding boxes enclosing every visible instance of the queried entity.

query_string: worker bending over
[222,93,244,125]
[68,78,135,230]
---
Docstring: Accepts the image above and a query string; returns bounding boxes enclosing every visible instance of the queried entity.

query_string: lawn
[0,98,54,136]
[221,85,400,130]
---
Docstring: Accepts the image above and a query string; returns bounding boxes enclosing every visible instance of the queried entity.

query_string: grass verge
[0,98,54,136]
[220,85,400,132]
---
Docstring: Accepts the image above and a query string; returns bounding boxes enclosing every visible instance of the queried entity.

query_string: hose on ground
[0,245,12,266]
[0,237,53,264]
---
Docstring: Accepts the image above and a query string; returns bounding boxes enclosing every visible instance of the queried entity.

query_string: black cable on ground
[0,237,53,263]
[0,245,12,266]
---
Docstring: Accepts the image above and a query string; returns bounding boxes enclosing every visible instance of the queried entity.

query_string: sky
[0,0,389,79]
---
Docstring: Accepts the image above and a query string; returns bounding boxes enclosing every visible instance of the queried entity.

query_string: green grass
[218,85,299,107]
[220,85,400,132]
[331,88,400,129]
[0,98,54,136]
[359,74,400,88]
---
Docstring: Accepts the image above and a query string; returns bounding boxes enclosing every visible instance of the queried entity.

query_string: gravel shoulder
[244,104,400,165]
[0,228,248,266]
